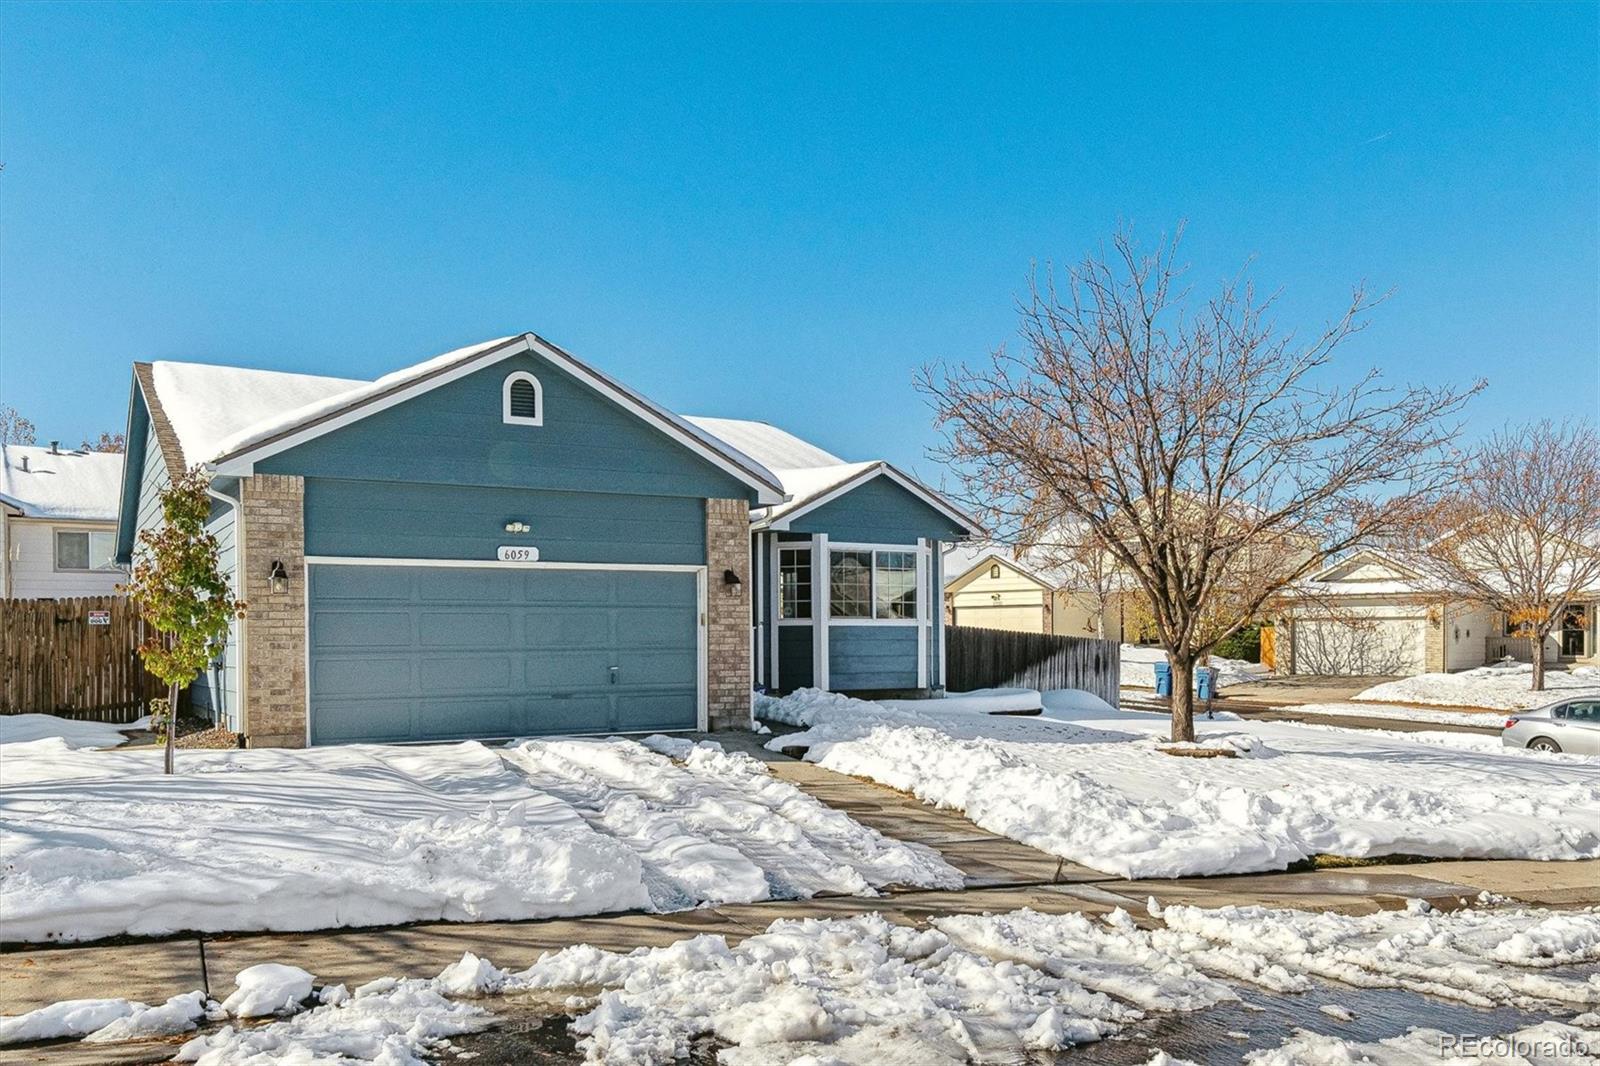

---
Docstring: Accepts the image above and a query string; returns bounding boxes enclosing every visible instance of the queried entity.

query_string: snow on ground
[19,901,1592,1064]
[880,687,1043,715]
[0,734,954,943]
[1121,644,1270,689]
[1357,661,1600,711]
[0,713,145,751]
[1274,701,1509,728]
[758,687,1600,878]
[1245,1020,1598,1065]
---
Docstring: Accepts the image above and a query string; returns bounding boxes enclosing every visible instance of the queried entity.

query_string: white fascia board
[765,464,981,535]
[211,332,787,505]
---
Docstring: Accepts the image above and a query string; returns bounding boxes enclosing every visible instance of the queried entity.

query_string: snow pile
[1245,1020,1598,1065]
[0,714,140,752]
[1120,645,1269,689]
[505,736,961,907]
[0,740,650,942]
[760,688,1600,878]
[0,992,206,1046]
[220,964,314,1018]
[1154,899,1600,1009]
[1358,662,1600,711]
[880,688,1044,715]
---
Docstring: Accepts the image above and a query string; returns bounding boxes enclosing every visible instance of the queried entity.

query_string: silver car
[1502,698,1600,755]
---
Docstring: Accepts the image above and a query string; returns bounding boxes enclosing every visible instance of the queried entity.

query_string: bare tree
[80,431,126,453]
[919,227,1481,741]
[1408,420,1600,692]
[0,405,36,445]
[1027,521,1129,639]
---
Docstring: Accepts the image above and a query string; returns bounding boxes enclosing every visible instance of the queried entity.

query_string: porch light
[268,560,288,594]
[723,569,742,586]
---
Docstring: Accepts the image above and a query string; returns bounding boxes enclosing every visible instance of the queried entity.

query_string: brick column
[240,474,308,747]
[705,498,753,731]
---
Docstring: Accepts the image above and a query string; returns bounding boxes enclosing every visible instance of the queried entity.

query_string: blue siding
[787,475,965,543]
[115,393,154,564]
[190,499,240,730]
[258,352,756,503]
[829,625,919,690]
[303,479,705,566]
[134,417,170,541]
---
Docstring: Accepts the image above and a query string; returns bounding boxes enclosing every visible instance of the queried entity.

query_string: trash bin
[1153,661,1172,697]
[1196,666,1217,702]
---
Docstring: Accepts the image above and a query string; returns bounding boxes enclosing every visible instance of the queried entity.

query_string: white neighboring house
[942,542,1124,639]
[1279,549,1598,677]
[0,443,126,599]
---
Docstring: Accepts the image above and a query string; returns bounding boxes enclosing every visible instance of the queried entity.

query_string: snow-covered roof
[149,361,364,469]
[137,336,785,503]
[684,416,978,534]
[0,445,124,521]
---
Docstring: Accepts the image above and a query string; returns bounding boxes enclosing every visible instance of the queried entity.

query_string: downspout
[207,481,244,733]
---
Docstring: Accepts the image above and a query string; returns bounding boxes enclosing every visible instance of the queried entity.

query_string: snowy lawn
[0,713,146,749]
[0,725,957,943]
[1357,661,1600,711]
[759,688,1600,878]
[1272,701,1509,729]
[7,898,1596,1064]
[1121,644,1270,689]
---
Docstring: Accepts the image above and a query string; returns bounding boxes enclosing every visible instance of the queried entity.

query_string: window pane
[875,551,918,619]
[55,531,90,570]
[89,532,118,570]
[829,551,872,618]
[779,549,812,620]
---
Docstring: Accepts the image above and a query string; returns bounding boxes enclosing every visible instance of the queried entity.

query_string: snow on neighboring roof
[148,362,365,469]
[0,445,124,521]
[683,417,844,471]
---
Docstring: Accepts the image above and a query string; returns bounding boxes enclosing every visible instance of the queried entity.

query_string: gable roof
[0,445,124,522]
[136,334,786,504]
[683,416,980,536]
[942,547,1055,596]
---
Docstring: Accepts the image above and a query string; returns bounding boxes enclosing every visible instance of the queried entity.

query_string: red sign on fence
[87,611,111,627]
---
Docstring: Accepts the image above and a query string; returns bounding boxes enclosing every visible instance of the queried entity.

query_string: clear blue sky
[2,3,1595,483]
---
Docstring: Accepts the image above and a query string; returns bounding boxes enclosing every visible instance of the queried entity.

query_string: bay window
[829,548,919,620]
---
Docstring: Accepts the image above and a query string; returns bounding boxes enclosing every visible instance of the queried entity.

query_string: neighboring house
[941,543,1121,639]
[0,443,125,599]
[115,333,978,748]
[1278,549,1599,676]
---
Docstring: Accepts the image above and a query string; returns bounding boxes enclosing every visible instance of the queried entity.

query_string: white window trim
[827,544,923,623]
[502,371,544,426]
[53,528,119,573]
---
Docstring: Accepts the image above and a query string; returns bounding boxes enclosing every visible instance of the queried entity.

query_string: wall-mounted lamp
[504,520,531,534]
[268,560,288,594]
[722,569,742,586]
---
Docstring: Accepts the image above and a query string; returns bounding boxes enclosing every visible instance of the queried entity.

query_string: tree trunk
[1531,643,1546,692]
[164,681,178,775]
[1168,657,1195,742]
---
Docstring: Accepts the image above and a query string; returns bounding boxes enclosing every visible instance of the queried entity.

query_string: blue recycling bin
[1196,666,1218,702]
[1153,661,1172,697]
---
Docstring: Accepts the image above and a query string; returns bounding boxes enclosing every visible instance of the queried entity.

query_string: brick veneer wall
[705,497,753,731]
[240,474,308,747]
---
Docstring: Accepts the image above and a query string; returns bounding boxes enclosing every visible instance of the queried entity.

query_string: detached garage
[116,333,784,746]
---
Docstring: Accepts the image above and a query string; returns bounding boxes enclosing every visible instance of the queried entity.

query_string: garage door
[953,604,1045,633]
[1292,617,1425,676]
[307,564,701,745]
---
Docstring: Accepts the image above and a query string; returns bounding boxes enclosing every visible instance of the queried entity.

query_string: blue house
[114,333,978,747]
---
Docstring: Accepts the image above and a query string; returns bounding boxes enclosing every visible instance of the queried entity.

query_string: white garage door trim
[302,555,708,745]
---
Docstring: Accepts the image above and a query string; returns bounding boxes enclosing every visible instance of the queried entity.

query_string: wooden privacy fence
[945,625,1120,709]
[0,597,165,722]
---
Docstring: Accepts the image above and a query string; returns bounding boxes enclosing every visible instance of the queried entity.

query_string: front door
[1561,604,1589,658]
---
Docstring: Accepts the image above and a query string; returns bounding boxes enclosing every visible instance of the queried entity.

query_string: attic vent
[502,371,543,427]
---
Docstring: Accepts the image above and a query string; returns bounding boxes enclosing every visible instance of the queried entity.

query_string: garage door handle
[608,666,619,685]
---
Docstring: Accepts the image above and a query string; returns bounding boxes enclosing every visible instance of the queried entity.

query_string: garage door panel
[419,612,513,648]
[313,657,415,698]
[616,691,697,732]
[418,655,514,694]
[309,564,700,744]
[1294,618,1424,675]
[312,611,414,650]
[418,569,513,602]
[524,608,610,646]
[614,607,696,646]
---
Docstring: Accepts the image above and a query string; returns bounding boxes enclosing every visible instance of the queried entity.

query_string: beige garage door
[953,604,1046,634]
[1293,617,1425,675]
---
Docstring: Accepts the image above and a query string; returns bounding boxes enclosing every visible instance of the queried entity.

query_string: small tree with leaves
[124,467,245,773]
